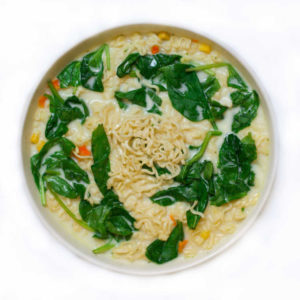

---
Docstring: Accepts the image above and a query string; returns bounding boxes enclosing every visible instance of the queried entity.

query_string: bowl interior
[21,23,277,275]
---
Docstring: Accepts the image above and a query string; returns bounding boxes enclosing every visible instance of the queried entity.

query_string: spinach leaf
[227,64,248,90]
[145,221,184,264]
[150,180,204,206]
[91,124,111,196]
[210,100,227,120]
[80,44,110,92]
[44,175,78,199]
[57,44,110,91]
[186,178,208,229]
[136,54,181,79]
[230,90,252,106]
[116,53,140,78]
[186,63,259,131]
[177,130,222,181]
[79,190,136,240]
[57,61,81,88]
[231,90,259,133]
[201,74,221,98]
[210,133,257,206]
[116,53,181,79]
[162,63,217,128]
[45,81,89,139]
[114,86,162,115]
[30,137,89,205]
[142,163,171,176]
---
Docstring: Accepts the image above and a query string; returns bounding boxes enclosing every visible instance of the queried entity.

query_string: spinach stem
[180,130,222,179]
[49,188,94,232]
[103,44,111,70]
[48,81,64,103]
[39,176,46,207]
[93,239,115,254]
[186,62,229,72]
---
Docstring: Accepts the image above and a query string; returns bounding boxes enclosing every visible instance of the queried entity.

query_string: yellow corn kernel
[200,231,210,240]
[199,43,211,54]
[36,140,45,152]
[30,132,40,144]
[157,32,170,41]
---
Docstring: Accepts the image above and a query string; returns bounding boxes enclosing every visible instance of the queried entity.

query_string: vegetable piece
[45,81,89,139]
[57,61,81,88]
[200,231,210,239]
[116,53,140,78]
[145,221,184,264]
[80,44,110,92]
[157,32,170,40]
[177,130,222,181]
[210,133,257,206]
[50,189,94,231]
[186,62,259,131]
[151,45,160,54]
[30,133,40,144]
[38,95,47,108]
[91,124,111,196]
[231,90,259,133]
[178,240,188,253]
[78,145,91,156]
[150,180,205,206]
[79,190,136,240]
[142,163,170,176]
[52,79,60,89]
[199,43,211,54]
[136,53,181,79]
[36,141,45,152]
[93,241,115,254]
[30,137,89,205]
[169,215,176,226]
[161,63,217,128]
[114,86,162,115]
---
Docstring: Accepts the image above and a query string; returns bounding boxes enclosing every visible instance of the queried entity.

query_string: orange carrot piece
[151,45,160,54]
[169,214,176,226]
[192,39,199,43]
[52,79,60,89]
[78,145,91,156]
[178,240,188,253]
[38,95,47,108]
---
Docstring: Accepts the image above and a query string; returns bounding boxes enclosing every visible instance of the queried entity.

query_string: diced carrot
[192,38,199,43]
[52,78,60,89]
[38,95,47,108]
[151,45,160,54]
[78,145,91,156]
[169,214,176,226]
[178,240,188,253]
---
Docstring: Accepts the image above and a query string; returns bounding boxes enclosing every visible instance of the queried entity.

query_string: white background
[0,0,299,299]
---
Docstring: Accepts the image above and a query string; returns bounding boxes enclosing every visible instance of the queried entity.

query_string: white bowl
[21,23,278,275]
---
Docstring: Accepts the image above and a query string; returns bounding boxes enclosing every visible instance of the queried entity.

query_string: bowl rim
[20,22,278,276]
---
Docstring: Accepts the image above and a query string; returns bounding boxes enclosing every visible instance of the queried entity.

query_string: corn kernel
[36,140,45,152]
[30,132,40,144]
[157,32,170,40]
[199,43,211,54]
[200,231,210,240]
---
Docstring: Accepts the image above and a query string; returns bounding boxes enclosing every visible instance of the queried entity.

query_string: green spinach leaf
[210,133,257,206]
[91,124,111,196]
[116,53,140,78]
[145,221,184,264]
[57,61,81,88]
[79,190,136,240]
[231,90,259,133]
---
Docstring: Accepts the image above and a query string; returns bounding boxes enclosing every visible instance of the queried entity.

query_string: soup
[29,32,270,264]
